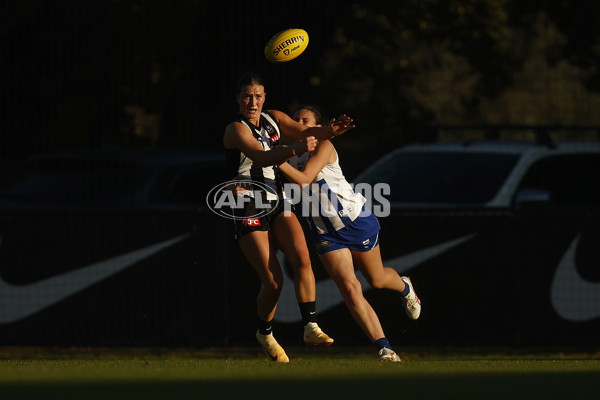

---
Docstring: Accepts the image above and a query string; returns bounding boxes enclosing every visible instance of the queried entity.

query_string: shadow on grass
[2,372,600,400]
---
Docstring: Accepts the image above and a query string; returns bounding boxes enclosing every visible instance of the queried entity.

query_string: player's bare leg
[352,245,421,320]
[238,230,289,362]
[272,212,314,302]
[239,230,283,321]
[272,212,333,347]
[321,247,401,361]
[351,245,405,292]
[319,248,385,341]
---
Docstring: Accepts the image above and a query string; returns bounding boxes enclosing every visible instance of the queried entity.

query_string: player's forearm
[248,145,298,167]
[278,162,314,186]
[304,126,336,140]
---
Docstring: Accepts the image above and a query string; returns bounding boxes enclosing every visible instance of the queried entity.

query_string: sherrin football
[264,28,309,63]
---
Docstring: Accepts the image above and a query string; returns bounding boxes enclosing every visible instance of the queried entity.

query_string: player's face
[293,109,319,127]
[237,84,265,123]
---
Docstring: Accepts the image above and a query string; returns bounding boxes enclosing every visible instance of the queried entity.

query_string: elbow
[283,176,311,187]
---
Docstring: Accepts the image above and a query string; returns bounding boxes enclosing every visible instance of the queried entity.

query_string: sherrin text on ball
[264,28,309,63]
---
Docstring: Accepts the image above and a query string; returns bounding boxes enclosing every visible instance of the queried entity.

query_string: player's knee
[366,274,385,289]
[340,278,363,301]
[288,252,312,273]
[298,253,312,269]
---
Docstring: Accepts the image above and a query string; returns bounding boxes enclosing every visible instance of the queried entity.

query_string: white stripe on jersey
[237,112,281,200]
[290,148,366,235]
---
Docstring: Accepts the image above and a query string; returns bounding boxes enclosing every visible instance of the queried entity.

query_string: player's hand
[329,114,356,136]
[292,136,317,156]
[228,175,252,196]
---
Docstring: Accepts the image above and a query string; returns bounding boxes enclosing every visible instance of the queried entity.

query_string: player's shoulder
[317,139,338,164]
[225,119,249,134]
[264,109,285,121]
[316,139,335,152]
[223,120,252,148]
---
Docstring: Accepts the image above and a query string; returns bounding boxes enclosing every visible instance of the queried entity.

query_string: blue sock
[374,337,391,351]
[400,279,410,297]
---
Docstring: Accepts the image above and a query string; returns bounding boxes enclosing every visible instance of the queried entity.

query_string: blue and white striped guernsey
[288,148,367,235]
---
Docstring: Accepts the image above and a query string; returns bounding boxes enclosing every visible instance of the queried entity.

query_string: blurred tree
[310,0,524,143]
[305,0,600,177]
[512,1,600,92]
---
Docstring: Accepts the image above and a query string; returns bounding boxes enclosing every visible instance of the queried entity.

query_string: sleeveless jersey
[288,147,366,235]
[225,111,282,201]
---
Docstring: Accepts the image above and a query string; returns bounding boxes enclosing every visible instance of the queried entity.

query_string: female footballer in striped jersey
[223,73,355,362]
[279,105,421,362]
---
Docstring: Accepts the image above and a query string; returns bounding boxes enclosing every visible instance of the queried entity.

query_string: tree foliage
[310,1,525,142]
[2,0,600,176]
[306,2,595,142]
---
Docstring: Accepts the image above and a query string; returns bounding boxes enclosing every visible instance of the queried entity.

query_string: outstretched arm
[223,121,317,167]
[268,109,355,141]
[278,140,336,187]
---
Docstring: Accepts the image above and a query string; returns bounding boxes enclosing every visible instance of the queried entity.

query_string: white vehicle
[320,137,600,346]
[355,140,600,210]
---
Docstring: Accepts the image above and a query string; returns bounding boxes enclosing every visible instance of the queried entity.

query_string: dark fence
[1,189,599,348]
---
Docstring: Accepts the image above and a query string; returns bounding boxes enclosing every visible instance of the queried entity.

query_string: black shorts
[231,199,286,240]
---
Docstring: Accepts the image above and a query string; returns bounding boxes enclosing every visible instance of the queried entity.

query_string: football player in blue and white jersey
[279,106,421,362]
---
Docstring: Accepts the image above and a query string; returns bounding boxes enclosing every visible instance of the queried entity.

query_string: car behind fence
[0,138,599,347]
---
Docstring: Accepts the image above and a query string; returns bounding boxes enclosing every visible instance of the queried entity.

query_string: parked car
[274,138,600,347]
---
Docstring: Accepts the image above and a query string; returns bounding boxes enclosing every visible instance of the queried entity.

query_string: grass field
[1,346,599,400]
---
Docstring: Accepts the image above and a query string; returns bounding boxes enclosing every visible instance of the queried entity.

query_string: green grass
[1,347,599,400]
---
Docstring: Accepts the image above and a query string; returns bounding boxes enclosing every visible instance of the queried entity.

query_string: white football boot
[256,331,290,363]
[401,276,421,320]
[378,347,402,362]
[303,322,334,347]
